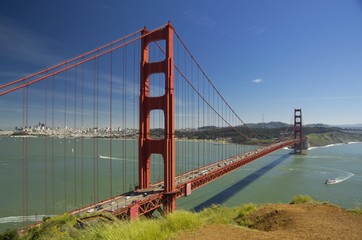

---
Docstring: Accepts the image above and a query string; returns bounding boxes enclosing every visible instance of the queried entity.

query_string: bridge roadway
[69,139,300,220]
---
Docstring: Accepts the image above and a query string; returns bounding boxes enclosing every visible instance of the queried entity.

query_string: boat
[324,178,339,184]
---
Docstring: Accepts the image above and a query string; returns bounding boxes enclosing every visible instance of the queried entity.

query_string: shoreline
[308,141,361,150]
[2,133,361,149]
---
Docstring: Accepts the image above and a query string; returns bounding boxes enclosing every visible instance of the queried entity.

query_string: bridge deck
[68,139,299,220]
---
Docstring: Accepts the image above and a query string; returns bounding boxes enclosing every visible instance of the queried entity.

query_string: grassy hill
[3,195,362,240]
[306,131,362,146]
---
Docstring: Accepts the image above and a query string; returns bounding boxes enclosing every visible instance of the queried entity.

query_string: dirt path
[175,204,362,240]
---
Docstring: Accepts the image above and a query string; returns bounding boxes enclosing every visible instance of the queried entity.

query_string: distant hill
[333,124,362,128]
[305,123,330,128]
[246,121,289,129]
[176,121,362,146]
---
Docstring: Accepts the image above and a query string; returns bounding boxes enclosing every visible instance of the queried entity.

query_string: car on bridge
[95,204,103,211]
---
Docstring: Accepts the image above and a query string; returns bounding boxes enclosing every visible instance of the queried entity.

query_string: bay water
[0,137,361,231]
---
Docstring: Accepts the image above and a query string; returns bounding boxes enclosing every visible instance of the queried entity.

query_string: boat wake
[98,155,126,161]
[0,215,54,224]
[309,142,360,150]
[322,168,354,185]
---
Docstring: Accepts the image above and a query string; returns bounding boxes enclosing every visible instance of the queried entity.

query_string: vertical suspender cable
[44,78,48,215]
[25,87,29,225]
[208,75,211,163]
[22,87,25,225]
[133,39,137,186]
[175,38,180,174]
[51,76,55,214]
[63,71,67,212]
[183,43,187,173]
[122,46,126,192]
[73,67,77,208]
[96,55,99,202]
[81,64,84,206]
[109,50,113,197]
[124,45,128,190]
[202,75,205,167]
[190,55,194,171]
[93,59,96,204]
[197,68,200,169]
[218,87,221,161]
[21,86,28,225]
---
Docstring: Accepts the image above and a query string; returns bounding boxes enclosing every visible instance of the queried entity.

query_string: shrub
[0,228,19,240]
[164,210,201,232]
[348,205,362,215]
[199,204,240,225]
[236,203,258,218]
[21,214,77,240]
[290,195,315,204]
[78,211,202,240]
[80,220,165,240]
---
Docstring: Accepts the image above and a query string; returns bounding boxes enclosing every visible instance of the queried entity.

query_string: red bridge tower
[138,23,176,213]
[294,109,303,154]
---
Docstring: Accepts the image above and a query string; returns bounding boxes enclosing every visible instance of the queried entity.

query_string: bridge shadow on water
[192,153,290,212]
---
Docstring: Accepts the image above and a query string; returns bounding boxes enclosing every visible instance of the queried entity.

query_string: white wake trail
[98,155,126,161]
[0,215,54,224]
[322,167,354,184]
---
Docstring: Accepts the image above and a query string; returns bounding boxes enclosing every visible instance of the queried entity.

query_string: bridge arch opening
[150,109,165,139]
[147,40,166,63]
[150,154,164,184]
[148,73,166,97]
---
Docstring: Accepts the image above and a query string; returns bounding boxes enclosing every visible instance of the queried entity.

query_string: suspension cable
[0,24,168,96]
[173,29,263,142]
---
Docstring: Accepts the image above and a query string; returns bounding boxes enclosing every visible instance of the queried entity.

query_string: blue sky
[1,0,362,125]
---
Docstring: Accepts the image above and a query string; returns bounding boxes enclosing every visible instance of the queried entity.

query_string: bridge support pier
[139,23,176,213]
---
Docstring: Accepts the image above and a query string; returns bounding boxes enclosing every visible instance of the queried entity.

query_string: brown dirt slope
[175,203,362,240]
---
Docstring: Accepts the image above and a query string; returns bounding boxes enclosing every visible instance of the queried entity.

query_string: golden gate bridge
[0,23,304,227]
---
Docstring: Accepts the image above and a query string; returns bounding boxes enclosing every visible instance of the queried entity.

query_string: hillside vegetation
[3,195,362,240]
[306,131,362,146]
[176,122,362,147]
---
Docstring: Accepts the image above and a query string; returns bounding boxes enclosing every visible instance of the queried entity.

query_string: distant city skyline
[1,0,362,125]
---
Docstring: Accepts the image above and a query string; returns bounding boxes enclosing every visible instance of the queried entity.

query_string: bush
[290,195,315,204]
[233,204,259,227]
[196,204,258,227]
[348,205,362,215]
[21,214,77,240]
[78,211,202,240]
[198,204,240,225]
[164,211,201,232]
[79,220,165,240]
[236,203,258,218]
[0,229,19,240]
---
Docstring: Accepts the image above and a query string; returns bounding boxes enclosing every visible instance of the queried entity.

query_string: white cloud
[295,96,362,101]
[184,10,216,29]
[252,78,263,84]
[0,15,63,67]
[249,26,267,35]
